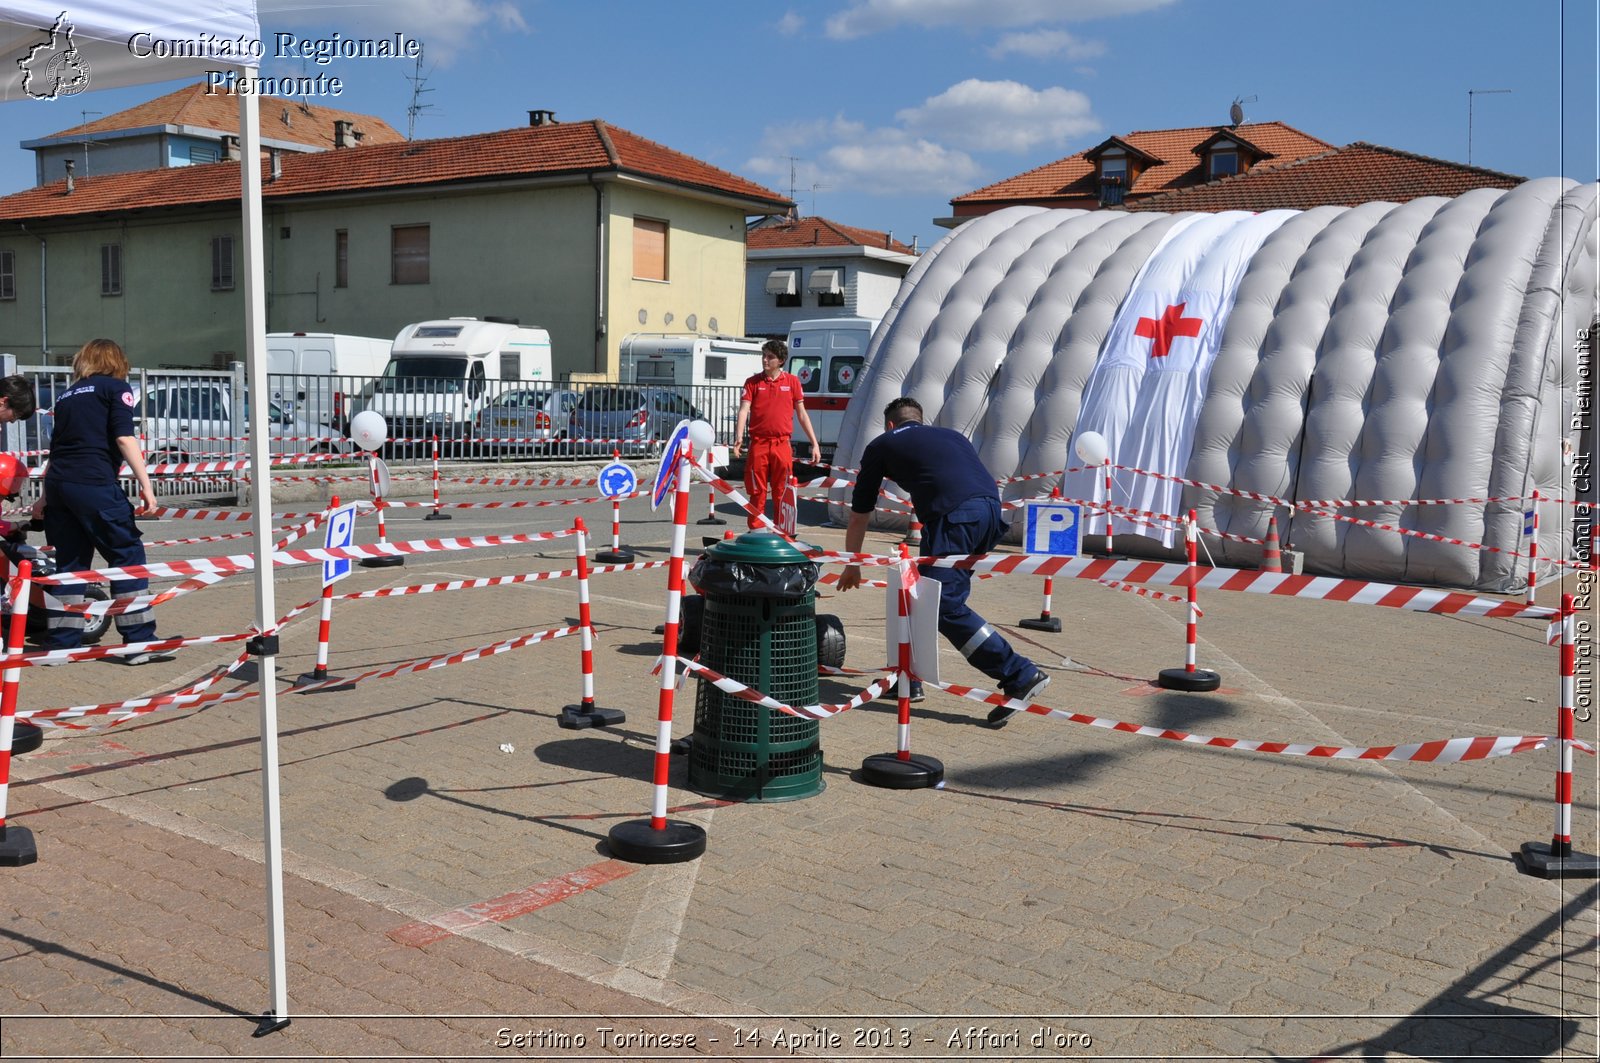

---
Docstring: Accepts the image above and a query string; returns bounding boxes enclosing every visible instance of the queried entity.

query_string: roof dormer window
[1208,149,1239,179]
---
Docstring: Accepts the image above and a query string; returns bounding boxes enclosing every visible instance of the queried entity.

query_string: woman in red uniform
[732,339,821,531]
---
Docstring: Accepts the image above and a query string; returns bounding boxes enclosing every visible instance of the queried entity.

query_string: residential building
[0,106,790,375]
[23,81,405,186]
[944,120,1522,224]
[745,215,918,339]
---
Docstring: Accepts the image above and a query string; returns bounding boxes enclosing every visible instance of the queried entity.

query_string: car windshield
[376,357,466,393]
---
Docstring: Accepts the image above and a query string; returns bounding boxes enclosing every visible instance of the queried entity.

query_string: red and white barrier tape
[383,491,641,511]
[675,658,898,718]
[1304,508,1590,571]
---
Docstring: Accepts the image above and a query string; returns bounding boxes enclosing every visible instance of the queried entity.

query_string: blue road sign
[323,502,357,586]
[598,461,637,500]
[1025,501,1081,556]
[651,419,692,511]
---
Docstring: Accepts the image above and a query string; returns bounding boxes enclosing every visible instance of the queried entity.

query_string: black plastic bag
[689,556,818,599]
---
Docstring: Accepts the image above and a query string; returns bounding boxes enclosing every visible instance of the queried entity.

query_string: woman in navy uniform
[33,339,172,665]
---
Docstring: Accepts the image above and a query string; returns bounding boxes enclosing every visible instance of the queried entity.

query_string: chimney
[884,230,892,249]
[63,158,74,194]
[528,109,557,127]
[269,149,280,182]
[334,119,357,148]
[220,134,240,161]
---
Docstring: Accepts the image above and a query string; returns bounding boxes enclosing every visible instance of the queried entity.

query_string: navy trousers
[43,480,156,649]
[920,496,1032,691]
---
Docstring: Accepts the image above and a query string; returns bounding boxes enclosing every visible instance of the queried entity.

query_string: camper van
[363,318,553,453]
[265,332,391,431]
[785,316,881,458]
[618,333,763,389]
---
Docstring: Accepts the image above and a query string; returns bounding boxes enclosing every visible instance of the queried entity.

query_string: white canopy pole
[238,87,290,1035]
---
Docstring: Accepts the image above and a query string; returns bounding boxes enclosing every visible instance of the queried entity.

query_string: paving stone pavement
[1,472,1596,1061]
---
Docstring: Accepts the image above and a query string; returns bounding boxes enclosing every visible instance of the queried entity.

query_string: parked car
[473,388,579,455]
[568,386,704,457]
[130,380,350,462]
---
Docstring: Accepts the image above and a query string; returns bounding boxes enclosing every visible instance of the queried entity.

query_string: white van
[265,332,391,431]
[785,316,880,458]
[618,333,763,389]
[363,317,553,452]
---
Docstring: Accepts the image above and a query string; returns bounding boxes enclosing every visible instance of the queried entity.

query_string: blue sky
[1,0,1595,250]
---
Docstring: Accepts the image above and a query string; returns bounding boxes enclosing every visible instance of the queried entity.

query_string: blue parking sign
[1025,501,1080,556]
[323,502,357,586]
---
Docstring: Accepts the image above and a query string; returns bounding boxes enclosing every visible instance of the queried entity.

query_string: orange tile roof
[748,215,916,254]
[40,81,405,150]
[0,119,790,221]
[952,121,1334,205]
[1125,142,1523,211]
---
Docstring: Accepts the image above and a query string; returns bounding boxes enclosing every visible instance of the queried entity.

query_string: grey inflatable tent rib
[829,179,1599,593]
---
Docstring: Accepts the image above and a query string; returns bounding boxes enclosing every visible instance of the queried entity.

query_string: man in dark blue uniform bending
[837,397,1049,725]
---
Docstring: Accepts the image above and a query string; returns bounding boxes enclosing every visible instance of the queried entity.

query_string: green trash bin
[686,533,824,802]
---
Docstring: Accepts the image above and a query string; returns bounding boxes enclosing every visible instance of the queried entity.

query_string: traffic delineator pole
[1261,514,1283,573]
[1101,456,1117,556]
[0,559,39,865]
[607,441,707,864]
[1020,486,1065,632]
[1517,594,1600,878]
[1158,510,1222,692]
[595,450,636,564]
[559,517,626,729]
[1525,488,1539,604]
[696,484,725,526]
[424,435,452,521]
[863,544,943,789]
[902,516,922,546]
[0,550,42,759]
[297,495,355,692]
[360,454,404,569]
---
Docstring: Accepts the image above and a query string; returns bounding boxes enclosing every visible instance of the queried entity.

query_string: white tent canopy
[0,0,292,1033]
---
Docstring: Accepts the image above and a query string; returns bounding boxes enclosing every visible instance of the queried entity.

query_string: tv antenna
[76,109,100,172]
[1229,94,1256,127]
[809,181,828,216]
[405,46,436,140]
[1467,88,1511,165]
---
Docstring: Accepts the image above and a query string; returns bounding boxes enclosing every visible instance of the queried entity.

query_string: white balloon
[350,410,388,452]
[686,419,715,452]
[1074,430,1108,466]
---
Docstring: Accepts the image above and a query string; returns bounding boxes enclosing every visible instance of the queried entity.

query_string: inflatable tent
[832,180,1597,593]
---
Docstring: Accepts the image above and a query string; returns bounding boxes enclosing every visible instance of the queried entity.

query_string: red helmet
[0,453,27,499]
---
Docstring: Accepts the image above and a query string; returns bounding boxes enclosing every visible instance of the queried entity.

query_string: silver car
[130,380,350,462]
[473,388,579,455]
[567,386,704,457]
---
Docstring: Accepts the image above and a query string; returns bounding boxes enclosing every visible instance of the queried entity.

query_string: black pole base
[9,720,44,755]
[1018,615,1062,633]
[1515,841,1600,879]
[0,825,38,867]
[696,514,727,526]
[253,1011,291,1038]
[595,547,635,564]
[1157,667,1222,692]
[294,672,356,693]
[359,555,405,568]
[607,819,706,864]
[424,511,453,521]
[861,752,944,790]
[557,703,626,729]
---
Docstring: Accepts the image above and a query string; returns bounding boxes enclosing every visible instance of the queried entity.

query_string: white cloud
[826,0,1175,39]
[749,116,984,198]
[258,0,528,64]
[896,79,1098,153]
[777,12,805,35]
[988,29,1106,61]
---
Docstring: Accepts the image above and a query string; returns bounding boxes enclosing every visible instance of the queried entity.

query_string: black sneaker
[122,650,176,666]
[989,670,1050,727]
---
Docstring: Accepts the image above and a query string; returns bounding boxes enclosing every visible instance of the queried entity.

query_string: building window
[1208,150,1239,178]
[101,243,122,296]
[188,144,219,164]
[633,217,668,281]
[1100,156,1128,184]
[766,268,799,307]
[807,267,844,306]
[210,235,235,291]
[391,224,429,285]
[334,229,349,288]
[0,250,14,300]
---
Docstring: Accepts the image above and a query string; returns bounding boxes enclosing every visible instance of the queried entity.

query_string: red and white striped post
[559,516,625,729]
[696,484,726,526]
[1158,510,1221,692]
[608,439,707,863]
[1020,485,1065,632]
[424,434,451,521]
[862,544,943,789]
[1518,594,1600,877]
[296,496,355,691]
[360,453,404,568]
[1525,488,1539,604]
[0,559,39,864]
[1101,456,1117,555]
[595,450,635,564]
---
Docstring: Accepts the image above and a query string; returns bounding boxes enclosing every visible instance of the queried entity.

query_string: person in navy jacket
[32,339,172,665]
[837,396,1049,725]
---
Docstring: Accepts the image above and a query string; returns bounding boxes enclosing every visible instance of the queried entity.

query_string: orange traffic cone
[1261,515,1283,572]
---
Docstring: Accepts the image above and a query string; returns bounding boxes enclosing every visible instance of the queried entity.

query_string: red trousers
[744,436,792,529]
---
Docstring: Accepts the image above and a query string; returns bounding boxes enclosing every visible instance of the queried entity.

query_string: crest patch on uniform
[121,391,135,406]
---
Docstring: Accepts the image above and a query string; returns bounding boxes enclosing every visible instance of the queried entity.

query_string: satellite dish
[638,309,648,325]
[685,313,698,331]
[1229,98,1244,126]
[707,317,718,333]
[663,312,674,326]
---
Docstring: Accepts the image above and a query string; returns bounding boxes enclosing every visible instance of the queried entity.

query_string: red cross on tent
[1135,302,1204,358]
